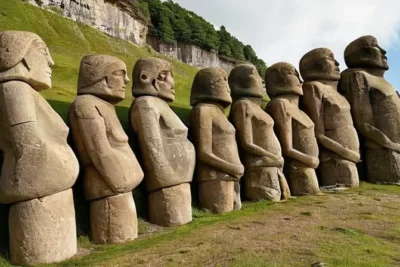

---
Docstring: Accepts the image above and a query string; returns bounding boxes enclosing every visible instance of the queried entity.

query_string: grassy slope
[0,0,198,124]
[1,1,400,267]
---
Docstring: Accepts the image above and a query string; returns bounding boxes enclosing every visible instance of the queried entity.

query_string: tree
[218,26,233,57]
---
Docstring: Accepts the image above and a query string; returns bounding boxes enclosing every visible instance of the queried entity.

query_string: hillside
[0,0,198,124]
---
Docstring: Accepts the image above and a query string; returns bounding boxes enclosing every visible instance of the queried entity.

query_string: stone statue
[300,48,360,188]
[339,36,400,184]
[129,58,195,226]
[69,55,144,244]
[265,62,320,196]
[228,64,290,201]
[190,67,244,213]
[0,31,79,265]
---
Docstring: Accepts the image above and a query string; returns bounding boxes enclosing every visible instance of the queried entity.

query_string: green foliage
[143,0,267,73]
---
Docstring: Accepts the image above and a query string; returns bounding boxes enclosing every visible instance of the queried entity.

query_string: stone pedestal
[319,157,359,187]
[245,167,281,202]
[9,189,77,266]
[287,163,320,196]
[199,180,234,214]
[365,149,400,184]
[90,192,138,244]
[148,183,192,226]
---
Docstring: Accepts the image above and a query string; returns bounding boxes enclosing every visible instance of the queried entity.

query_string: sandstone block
[9,189,77,266]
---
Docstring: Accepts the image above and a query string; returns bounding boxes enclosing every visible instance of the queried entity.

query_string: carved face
[265,62,303,97]
[364,39,388,70]
[77,55,129,102]
[319,51,340,80]
[300,48,340,81]
[190,67,232,107]
[104,68,130,100]
[345,35,389,70]
[23,39,54,90]
[229,64,264,100]
[132,58,175,102]
[152,69,175,102]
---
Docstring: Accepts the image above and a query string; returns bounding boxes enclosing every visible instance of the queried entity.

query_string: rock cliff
[147,35,238,73]
[26,0,148,46]
[26,0,238,72]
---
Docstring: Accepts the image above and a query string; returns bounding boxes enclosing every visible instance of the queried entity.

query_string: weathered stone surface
[130,58,195,225]
[190,67,244,213]
[339,35,400,184]
[228,64,289,201]
[9,189,77,265]
[300,48,360,187]
[70,55,143,201]
[199,180,234,214]
[148,183,192,226]
[147,38,238,73]
[90,192,138,244]
[27,0,148,46]
[0,31,79,204]
[265,62,320,196]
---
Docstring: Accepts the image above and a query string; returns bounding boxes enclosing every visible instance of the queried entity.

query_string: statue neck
[278,94,299,106]
[363,68,386,77]
[317,79,339,90]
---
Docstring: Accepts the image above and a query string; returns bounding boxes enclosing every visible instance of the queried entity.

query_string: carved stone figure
[70,55,143,243]
[228,64,290,201]
[130,58,195,226]
[300,48,360,187]
[0,31,79,265]
[265,62,320,196]
[339,36,400,184]
[190,67,244,213]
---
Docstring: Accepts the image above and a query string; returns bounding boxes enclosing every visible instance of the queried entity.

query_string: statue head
[77,55,129,103]
[228,64,264,101]
[0,31,54,90]
[300,48,340,82]
[190,67,232,108]
[132,58,175,102]
[344,35,388,70]
[265,62,303,97]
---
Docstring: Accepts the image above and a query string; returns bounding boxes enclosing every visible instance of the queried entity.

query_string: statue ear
[21,58,31,71]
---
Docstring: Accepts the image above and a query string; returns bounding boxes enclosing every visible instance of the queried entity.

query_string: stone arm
[75,105,127,193]
[193,108,244,179]
[0,82,44,159]
[350,72,400,152]
[268,100,319,168]
[232,102,283,168]
[302,83,360,163]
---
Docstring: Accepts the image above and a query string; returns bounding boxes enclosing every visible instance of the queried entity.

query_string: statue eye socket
[158,73,166,80]
[38,47,47,55]
[112,70,125,76]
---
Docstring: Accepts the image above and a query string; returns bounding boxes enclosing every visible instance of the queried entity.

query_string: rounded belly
[325,125,360,152]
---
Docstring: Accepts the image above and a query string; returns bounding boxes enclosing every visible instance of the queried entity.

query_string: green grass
[0,0,198,124]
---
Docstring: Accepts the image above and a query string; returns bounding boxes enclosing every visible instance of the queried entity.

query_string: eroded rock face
[339,35,400,184]
[0,31,79,265]
[228,64,290,201]
[9,189,77,265]
[130,58,195,226]
[27,0,148,46]
[70,55,143,243]
[300,48,360,188]
[265,62,320,196]
[190,67,244,213]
